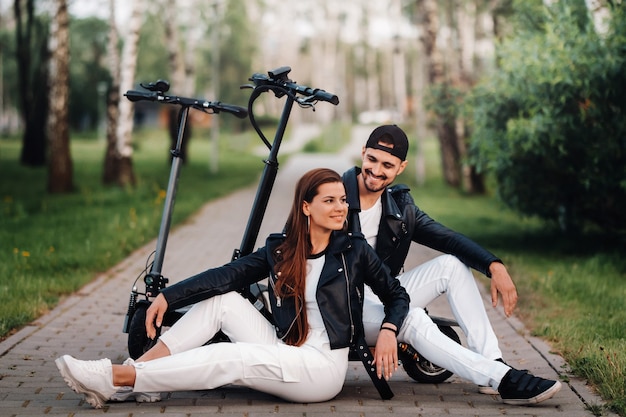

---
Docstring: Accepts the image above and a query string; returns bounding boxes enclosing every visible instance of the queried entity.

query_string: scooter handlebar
[123,90,248,118]
[287,83,339,105]
[248,70,340,105]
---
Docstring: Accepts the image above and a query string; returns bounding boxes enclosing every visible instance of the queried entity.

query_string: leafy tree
[468,1,626,233]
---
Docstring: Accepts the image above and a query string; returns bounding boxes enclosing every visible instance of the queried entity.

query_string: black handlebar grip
[124,90,157,102]
[216,103,248,119]
[314,90,339,105]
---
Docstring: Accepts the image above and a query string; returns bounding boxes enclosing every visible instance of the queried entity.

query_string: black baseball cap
[365,125,409,161]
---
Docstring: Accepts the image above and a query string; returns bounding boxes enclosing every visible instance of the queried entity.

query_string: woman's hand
[372,324,399,380]
[145,293,168,340]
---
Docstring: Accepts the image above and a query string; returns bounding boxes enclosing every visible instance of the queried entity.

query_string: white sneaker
[109,357,161,403]
[55,355,117,409]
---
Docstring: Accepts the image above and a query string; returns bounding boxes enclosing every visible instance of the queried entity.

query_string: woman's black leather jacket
[160,231,410,349]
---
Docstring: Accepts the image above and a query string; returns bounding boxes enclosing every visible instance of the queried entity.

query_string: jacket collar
[343,166,362,211]
[327,230,353,254]
[266,230,353,256]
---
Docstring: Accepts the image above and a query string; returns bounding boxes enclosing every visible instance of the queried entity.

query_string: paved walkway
[0,125,614,416]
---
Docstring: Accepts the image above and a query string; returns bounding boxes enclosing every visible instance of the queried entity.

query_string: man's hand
[489,261,518,317]
[372,324,399,380]
[145,293,168,340]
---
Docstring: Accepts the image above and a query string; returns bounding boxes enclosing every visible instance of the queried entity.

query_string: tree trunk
[114,0,145,187]
[454,0,485,193]
[47,0,73,193]
[103,0,121,184]
[162,0,192,164]
[14,0,49,166]
[411,39,426,185]
[419,0,461,187]
[438,107,461,187]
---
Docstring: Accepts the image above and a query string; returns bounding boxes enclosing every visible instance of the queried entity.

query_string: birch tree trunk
[102,0,121,184]
[115,0,145,186]
[47,0,73,193]
[161,0,193,164]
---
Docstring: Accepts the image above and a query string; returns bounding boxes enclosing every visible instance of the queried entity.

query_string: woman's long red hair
[274,168,343,346]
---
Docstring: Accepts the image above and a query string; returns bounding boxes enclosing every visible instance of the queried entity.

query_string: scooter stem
[151,106,190,275]
[236,96,295,258]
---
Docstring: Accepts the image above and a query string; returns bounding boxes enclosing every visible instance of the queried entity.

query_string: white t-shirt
[358,197,384,300]
[305,254,326,330]
[358,196,382,249]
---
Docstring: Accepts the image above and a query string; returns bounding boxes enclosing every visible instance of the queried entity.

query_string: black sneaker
[498,368,562,405]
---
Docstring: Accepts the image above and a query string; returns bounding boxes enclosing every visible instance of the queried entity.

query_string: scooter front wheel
[127,302,159,360]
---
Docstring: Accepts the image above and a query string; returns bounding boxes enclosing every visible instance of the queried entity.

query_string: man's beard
[363,170,389,193]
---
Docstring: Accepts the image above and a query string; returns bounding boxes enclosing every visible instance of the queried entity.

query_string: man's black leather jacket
[160,230,409,350]
[343,166,501,278]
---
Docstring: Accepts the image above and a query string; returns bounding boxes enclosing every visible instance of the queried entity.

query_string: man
[343,124,519,395]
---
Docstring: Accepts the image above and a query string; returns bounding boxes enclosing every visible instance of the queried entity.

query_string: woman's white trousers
[132,292,348,402]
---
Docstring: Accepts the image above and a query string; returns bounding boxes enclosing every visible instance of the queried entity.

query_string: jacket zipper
[341,254,355,343]
[268,272,281,307]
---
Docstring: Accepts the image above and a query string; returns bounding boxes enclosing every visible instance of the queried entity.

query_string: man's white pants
[362,254,509,388]
[403,254,503,359]
[132,292,348,402]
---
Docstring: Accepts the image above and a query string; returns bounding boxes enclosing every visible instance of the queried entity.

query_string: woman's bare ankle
[112,364,136,387]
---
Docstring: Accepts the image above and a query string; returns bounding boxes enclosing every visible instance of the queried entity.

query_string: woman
[56,168,410,408]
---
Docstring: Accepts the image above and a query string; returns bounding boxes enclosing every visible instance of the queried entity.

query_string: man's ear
[397,160,408,176]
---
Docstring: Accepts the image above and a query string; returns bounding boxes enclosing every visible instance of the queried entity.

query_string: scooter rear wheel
[400,324,461,384]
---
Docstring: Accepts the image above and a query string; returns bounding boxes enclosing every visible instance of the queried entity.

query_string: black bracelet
[380,325,398,336]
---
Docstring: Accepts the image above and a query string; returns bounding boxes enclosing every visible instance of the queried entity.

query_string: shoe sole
[55,356,107,409]
[110,391,161,403]
[501,380,562,405]
[478,385,499,395]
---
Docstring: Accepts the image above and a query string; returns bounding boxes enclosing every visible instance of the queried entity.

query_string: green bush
[468,2,626,233]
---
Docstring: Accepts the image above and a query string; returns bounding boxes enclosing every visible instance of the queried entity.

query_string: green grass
[0,127,264,338]
[398,133,626,416]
